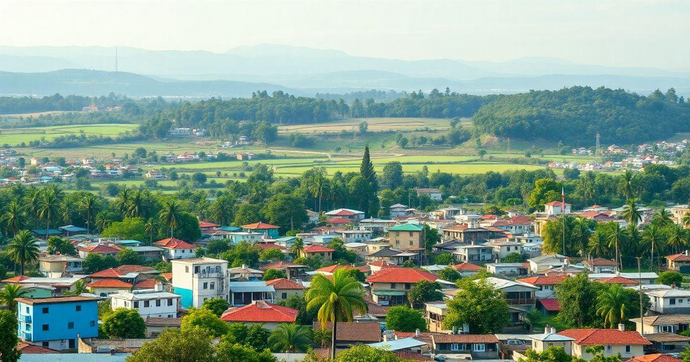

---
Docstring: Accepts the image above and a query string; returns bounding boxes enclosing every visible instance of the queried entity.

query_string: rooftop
[16,296,99,305]
[220,301,297,323]
[558,329,651,346]
[366,268,438,284]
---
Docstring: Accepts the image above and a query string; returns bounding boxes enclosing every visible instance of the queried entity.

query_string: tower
[595,132,601,156]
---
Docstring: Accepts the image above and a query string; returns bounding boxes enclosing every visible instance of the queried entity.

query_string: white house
[110,288,181,318]
[338,230,373,243]
[646,289,690,314]
[527,254,568,273]
[154,238,197,260]
[488,241,523,260]
[417,188,442,201]
[171,257,228,309]
[544,201,571,216]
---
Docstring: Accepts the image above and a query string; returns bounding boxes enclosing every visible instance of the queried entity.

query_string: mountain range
[0,44,688,98]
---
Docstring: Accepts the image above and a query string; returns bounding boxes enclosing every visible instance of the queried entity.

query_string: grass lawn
[0,123,138,146]
[277,117,456,134]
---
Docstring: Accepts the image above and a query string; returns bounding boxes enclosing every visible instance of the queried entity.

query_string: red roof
[162,273,173,281]
[598,276,639,285]
[220,301,297,323]
[545,201,571,207]
[241,222,280,230]
[198,221,219,228]
[629,354,681,362]
[326,217,351,225]
[88,268,122,278]
[90,265,157,278]
[517,276,567,286]
[266,278,304,290]
[558,329,651,346]
[133,279,158,289]
[155,238,195,250]
[539,298,561,312]
[86,279,133,289]
[17,342,59,354]
[667,253,690,262]
[368,260,399,268]
[579,211,607,219]
[255,243,286,251]
[493,216,533,226]
[304,245,334,253]
[317,265,354,273]
[452,263,483,272]
[2,275,31,283]
[480,214,498,220]
[331,210,356,216]
[79,244,121,254]
[366,268,438,283]
[259,261,305,271]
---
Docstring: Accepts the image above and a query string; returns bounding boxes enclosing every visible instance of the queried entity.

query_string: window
[186,266,189,273]
[451,343,460,351]
[42,307,49,314]
[409,241,413,246]
[144,301,150,307]
[194,266,199,273]
[134,301,139,308]
[282,293,288,299]
[391,283,396,289]
[168,299,173,306]
[671,298,677,305]
[405,284,411,290]
[42,324,49,331]
[210,282,215,290]
[661,325,674,333]
[606,346,612,352]
[681,299,684,304]
[26,307,29,313]
[90,321,95,327]
[76,305,81,312]
[68,322,74,329]
[409,232,413,237]
[42,342,49,347]
[156,300,161,307]
[625,346,631,353]
[203,282,208,290]
[473,344,486,352]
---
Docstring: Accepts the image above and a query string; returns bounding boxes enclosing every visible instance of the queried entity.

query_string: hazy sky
[1,0,688,69]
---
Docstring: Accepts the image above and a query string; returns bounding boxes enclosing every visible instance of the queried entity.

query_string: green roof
[389,224,424,232]
[373,290,407,296]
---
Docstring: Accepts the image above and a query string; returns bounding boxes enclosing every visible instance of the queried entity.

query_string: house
[228,265,264,281]
[228,232,263,244]
[130,246,165,260]
[557,327,651,360]
[416,188,442,201]
[646,289,690,314]
[87,279,133,297]
[145,170,167,180]
[78,244,121,259]
[425,302,451,333]
[366,246,417,265]
[489,241,523,260]
[485,277,538,311]
[366,268,438,306]
[266,278,304,301]
[597,276,639,286]
[527,326,574,355]
[630,314,690,334]
[583,258,619,273]
[527,254,568,273]
[454,244,494,264]
[359,218,396,235]
[313,321,382,347]
[338,230,373,243]
[241,222,280,239]
[492,216,534,234]
[259,261,308,280]
[389,204,410,218]
[3,276,85,295]
[325,208,365,222]
[110,288,181,318]
[300,245,334,260]
[220,300,297,330]
[154,237,197,260]
[38,255,84,278]
[667,251,690,271]
[451,262,484,276]
[388,223,425,251]
[58,225,87,236]
[145,317,182,338]
[88,265,159,285]
[544,201,571,216]
[442,224,491,242]
[517,276,567,299]
[486,263,528,276]
[16,296,99,350]
[589,272,658,285]
[228,281,275,306]
[430,334,499,359]
[642,333,690,354]
[171,257,228,309]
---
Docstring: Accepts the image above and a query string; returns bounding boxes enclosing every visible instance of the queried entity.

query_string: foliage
[267,323,312,353]
[555,273,602,328]
[0,310,20,362]
[202,298,230,317]
[434,253,455,265]
[437,267,462,282]
[102,308,146,338]
[658,271,683,287]
[262,268,285,281]
[181,307,229,338]
[46,236,76,255]
[502,252,524,263]
[444,277,510,333]
[335,345,402,362]
[0,284,28,314]
[259,248,284,262]
[126,327,215,362]
[83,253,120,273]
[101,217,147,241]
[278,294,318,326]
[407,280,444,307]
[6,230,39,275]
[519,346,581,362]
[117,247,144,265]
[385,306,427,332]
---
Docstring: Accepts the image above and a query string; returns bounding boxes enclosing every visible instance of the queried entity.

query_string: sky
[1,0,689,69]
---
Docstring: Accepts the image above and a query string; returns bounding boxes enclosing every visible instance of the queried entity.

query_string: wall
[17,300,98,349]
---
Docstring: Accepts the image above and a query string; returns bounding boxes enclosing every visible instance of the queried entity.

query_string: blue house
[16,296,99,350]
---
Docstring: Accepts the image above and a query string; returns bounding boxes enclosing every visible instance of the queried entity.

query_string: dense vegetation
[473,86,690,145]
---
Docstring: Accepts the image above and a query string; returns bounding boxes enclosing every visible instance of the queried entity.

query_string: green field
[0,123,139,146]
[277,117,458,134]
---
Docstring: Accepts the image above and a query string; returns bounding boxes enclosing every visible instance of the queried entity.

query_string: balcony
[506,297,536,305]
[23,315,31,323]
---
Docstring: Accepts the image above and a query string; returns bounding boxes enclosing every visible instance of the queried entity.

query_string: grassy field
[0,123,138,146]
[277,117,458,134]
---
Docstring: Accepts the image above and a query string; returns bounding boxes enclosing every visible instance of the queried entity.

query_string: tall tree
[596,284,628,329]
[38,187,61,239]
[642,224,665,271]
[159,199,182,238]
[359,145,379,217]
[306,268,367,359]
[666,224,687,254]
[619,170,636,201]
[268,323,312,353]
[1,201,25,237]
[0,310,21,362]
[6,230,39,275]
[79,193,100,235]
[607,223,627,269]
[0,284,28,314]
[443,277,510,333]
[621,199,641,226]
[588,230,610,258]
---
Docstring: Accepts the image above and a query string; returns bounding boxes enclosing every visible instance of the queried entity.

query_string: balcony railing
[506,298,536,305]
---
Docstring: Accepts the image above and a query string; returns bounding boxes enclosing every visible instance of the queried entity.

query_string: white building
[171,257,228,309]
[110,288,181,318]
[338,230,373,243]
[646,289,690,314]
[544,201,571,216]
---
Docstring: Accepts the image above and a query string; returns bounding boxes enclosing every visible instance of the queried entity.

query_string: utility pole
[562,187,566,256]
[637,256,644,336]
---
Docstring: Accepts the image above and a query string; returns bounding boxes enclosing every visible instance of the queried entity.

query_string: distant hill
[0,69,303,98]
[472,86,690,145]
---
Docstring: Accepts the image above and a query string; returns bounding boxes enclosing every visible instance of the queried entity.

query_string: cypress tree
[359,145,379,216]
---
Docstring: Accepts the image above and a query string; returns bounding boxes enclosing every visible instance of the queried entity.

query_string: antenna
[115,46,118,72]
[595,132,600,156]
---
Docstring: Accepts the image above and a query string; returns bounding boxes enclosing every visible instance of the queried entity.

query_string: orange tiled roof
[79,244,121,254]
[133,279,158,289]
[241,222,280,230]
[452,263,483,272]
[629,354,681,362]
[266,278,304,290]
[304,245,334,253]
[667,253,690,262]
[366,268,438,283]
[558,329,651,346]
[220,301,297,323]
[517,276,567,286]
[260,261,305,271]
[86,279,133,289]
[326,217,351,225]
[598,276,639,285]
[155,238,195,250]
[17,342,59,354]
[2,275,31,283]
[317,265,354,273]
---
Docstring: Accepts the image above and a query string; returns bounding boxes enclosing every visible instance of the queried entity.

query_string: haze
[1,0,689,70]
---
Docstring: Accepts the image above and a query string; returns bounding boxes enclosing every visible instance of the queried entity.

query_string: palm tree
[312,326,332,348]
[159,199,182,238]
[572,218,592,256]
[621,198,642,227]
[6,230,39,275]
[95,212,111,233]
[38,188,61,240]
[305,168,328,212]
[268,323,313,353]
[667,224,687,254]
[643,224,665,271]
[596,284,628,328]
[619,170,636,201]
[62,280,89,296]
[116,187,132,215]
[79,193,100,235]
[653,207,673,227]
[210,195,234,226]
[683,212,690,228]
[1,201,25,237]
[290,238,304,258]
[25,186,42,225]
[588,230,609,258]
[607,223,627,269]
[0,284,28,313]
[127,190,145,218]
[306,268,367,359]
[145,219,157,245]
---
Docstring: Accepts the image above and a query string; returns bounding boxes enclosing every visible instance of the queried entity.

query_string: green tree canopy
[102,308,146,338]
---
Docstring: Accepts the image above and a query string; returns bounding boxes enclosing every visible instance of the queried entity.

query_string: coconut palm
[95,212,111,233]
[25,186,42,225]
[1,201,25,237]
[667,224,687,254]
[588,230,610,258]
[596,284,628,329]
[62,280,89,296]
[6,230,39,276]
[79,193,100,235]
[268,323,313,353]
[683,212,690,228]
[210,195,234,226]
[572,217,592,256]
[0,284,28,314]
[619,170,636,201]
[159,199,182,238]
[312,326,332,348]
[306,268,367,359]
[653,207,673,227]
[145,219,157,245]
[621,198,642,227]
[38,188,61,239]
[607,223,627,269]
[290,238,304,258]
[127,189,146,218]
[116,187,132,215]
[643,224,665,271]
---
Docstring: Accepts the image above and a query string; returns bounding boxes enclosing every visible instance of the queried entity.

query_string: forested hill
[472,86,690,145]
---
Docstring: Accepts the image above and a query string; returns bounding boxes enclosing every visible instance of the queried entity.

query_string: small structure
[667,251,690,271]
[154,237,196,260]
[557,327,650,360]
[228,281,275,306]
[266,278,304,301]
[583,258,619,273]
[416,188,442,201]
[300,245,334,260]
[241,222,280,239]
[110,287,181,318]
[220,300,297,330]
